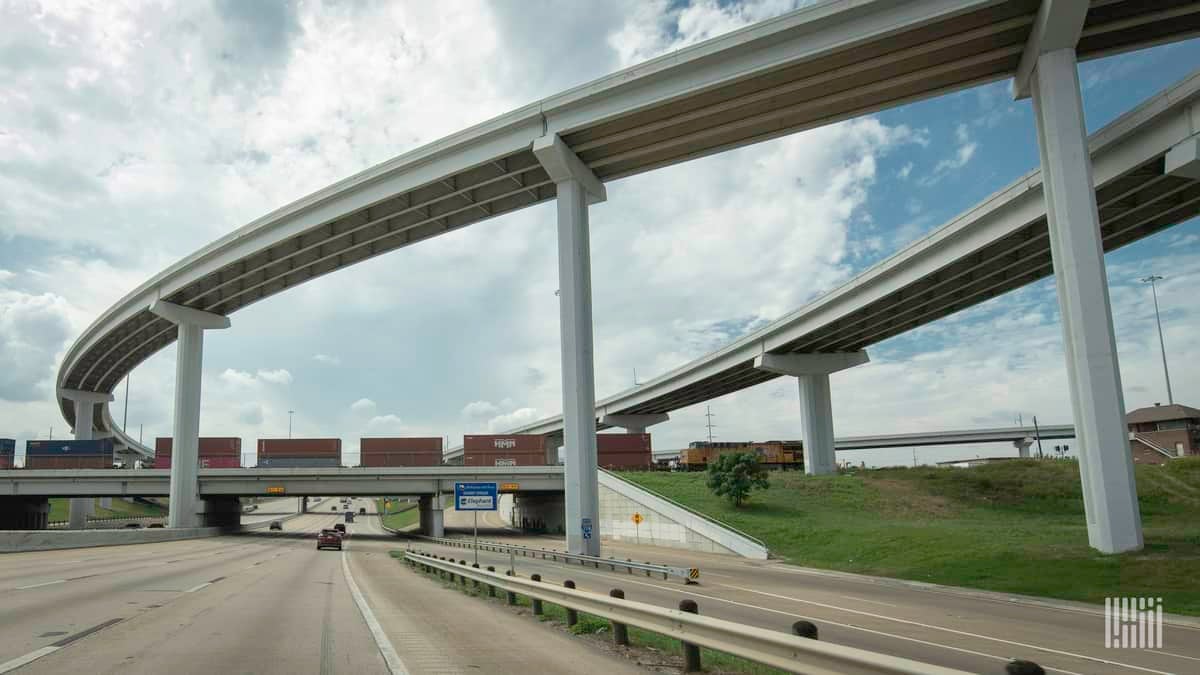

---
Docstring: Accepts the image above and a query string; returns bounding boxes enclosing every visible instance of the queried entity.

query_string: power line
[704,405,717,443]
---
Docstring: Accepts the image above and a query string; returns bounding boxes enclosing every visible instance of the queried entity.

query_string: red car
[317,529,342,551]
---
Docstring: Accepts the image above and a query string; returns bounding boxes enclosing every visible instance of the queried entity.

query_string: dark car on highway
[358,507,366,515]
[333,523,346,534]
[317,529,342,551]
[269,521,283,531]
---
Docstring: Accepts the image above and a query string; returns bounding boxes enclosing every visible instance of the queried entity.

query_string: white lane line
[720,582,1175,675]
[1153,649,1200,662]
[14,579,66,590]
[185,582,211,593]
[840,594,899,608]
[341,546,408,674]
[0,646,60,674]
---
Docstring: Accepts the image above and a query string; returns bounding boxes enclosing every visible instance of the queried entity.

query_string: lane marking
[341,546,407,674]
[51,618,124,647]
[720,582,1176,675]
[0,647,60,674]
[14,579,66,590]
[1152,649,1200,663]
[185,582,211,593]
[840,594,899,608]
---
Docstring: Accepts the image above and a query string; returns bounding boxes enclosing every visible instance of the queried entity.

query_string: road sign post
[455,482,498,567]
[632,512,643,544]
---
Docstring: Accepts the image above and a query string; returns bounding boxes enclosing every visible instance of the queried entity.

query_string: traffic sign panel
[632,512,643,525]
[455,482,498,511]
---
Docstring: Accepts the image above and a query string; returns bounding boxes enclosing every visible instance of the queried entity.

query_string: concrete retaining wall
[0,526,227,553]
[598,470,769,559]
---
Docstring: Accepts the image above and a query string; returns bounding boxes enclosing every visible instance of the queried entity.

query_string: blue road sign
[455,482,498,511]
[581,517,593,540]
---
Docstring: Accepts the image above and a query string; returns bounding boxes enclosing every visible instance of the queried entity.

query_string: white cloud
[0,288,73,402]
[312,353,341,365]
[365,414,406,433]
[255,368,293,385]
[461,400,499,418]
[918,124,977,187]
[350,398,377,414]
[486,407,542,433]
[896,162,913,180]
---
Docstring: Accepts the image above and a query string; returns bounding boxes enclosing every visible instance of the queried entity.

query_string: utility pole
[288,410,295,439]
[138,424,143,444]
[48,426,53,440]
[912,448,918,467]
[1032,415,1044,459]
[123,374,131,430]
[1141,275,1174,405]
[704,406,716,444]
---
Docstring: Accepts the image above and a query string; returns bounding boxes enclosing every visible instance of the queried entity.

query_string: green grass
[49,497,167,521]
[621,458,1200,615]
[397,550,786,674]
[377,498,420,530]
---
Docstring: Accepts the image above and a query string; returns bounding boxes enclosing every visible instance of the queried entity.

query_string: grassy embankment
[48,497,168,522]
[622,458,1200,615]
[376,498,421,530]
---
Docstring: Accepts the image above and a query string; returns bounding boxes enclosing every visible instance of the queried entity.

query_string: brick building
[1126,403,1200,464]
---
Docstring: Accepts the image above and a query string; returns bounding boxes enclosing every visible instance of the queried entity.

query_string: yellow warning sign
[689,568,700,580]
[500,482,520,492]
[632,512,644,525]
[266,486,285,495]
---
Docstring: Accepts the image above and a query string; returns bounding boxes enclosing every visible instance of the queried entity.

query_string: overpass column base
[300,496,308,514]
[201,497,241,530]
[68,498,91,529]
[0,497,50,530]
[418,495,444,537]
[1031,48,1142,554]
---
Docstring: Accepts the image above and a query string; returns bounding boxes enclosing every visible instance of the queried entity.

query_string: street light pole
[288,410,295,439]
[1141,275,1174,405]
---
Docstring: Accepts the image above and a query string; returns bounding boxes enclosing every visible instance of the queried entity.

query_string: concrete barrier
[0,526,227,553]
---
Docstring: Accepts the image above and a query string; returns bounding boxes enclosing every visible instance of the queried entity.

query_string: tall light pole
[1141,275,1174,405]
[123,374,131,430]
[288,410,295,439]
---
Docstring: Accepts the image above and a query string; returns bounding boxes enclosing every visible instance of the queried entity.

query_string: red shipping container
[0,456,13,469]
[26,455,110,469]
[156,437,241,456]
[361,437,443,452]
[360,451,440,467]
[463,435,545,453]
[596,433,652,452]
[463,450,547,467]
[257,438,341,457]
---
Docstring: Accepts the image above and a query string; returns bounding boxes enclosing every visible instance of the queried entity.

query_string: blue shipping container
[0,439,15,455]
[25,438,115,456]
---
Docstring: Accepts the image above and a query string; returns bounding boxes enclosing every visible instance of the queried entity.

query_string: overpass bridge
[46,1,1200,555]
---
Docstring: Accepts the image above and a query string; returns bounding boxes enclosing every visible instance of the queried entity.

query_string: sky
[2,0,1199,468]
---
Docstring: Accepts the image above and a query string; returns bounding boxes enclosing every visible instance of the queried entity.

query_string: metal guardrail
[404,551,971,675]
[600,468,768,550]
[413,534,700,583]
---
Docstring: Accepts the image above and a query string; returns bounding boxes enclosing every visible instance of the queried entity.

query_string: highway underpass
[3,502,1195,675]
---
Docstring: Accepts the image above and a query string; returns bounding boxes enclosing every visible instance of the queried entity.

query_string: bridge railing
[404,550,974,674]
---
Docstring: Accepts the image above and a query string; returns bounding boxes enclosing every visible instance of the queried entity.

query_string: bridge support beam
[202,496,241,530]
[60,389,115,528]
[601,413,669,434]
[1014,438,1034,459]
[754,352,869,476]
[534,133,606,556]
[149,300,231,529]
[419,494,444,537]
[1029,46,1142,553]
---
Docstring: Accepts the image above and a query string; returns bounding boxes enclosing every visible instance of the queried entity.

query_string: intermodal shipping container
[360,437,443,453]
[257,456,342,468]
[463,435,545,453]
[155,437,241,455]
[158,455,241,469]
[25,455,110,469]
[257,438,342,457]
[0,457,12,469]
[0,439,15,455]
[25,439,114,455]
[596,433,652,469]
[359,437,442,467]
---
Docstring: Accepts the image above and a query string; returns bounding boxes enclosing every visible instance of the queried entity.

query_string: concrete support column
[534,134,606,556]
[797,373,836,475]
[754,352,868,476]
[61,390,114,529]
[300,496,308,514]
[428,493,444,538]
[149,300,230,529]
[202,496,241,530]
[1030,48,1142,553]
[1014,438,1034,459]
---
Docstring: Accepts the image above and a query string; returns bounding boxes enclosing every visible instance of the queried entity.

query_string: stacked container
[596,433,652,469]
[154,437,242,469]
[24,438,113,469]
[0,439,14,469]
[463,434,546,467]
[359,437,442,467]
[256,438,342,468]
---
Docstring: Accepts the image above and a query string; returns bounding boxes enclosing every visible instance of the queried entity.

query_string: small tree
[706,452,770,506]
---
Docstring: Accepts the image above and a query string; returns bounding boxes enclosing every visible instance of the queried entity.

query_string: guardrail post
[459,560,467,586]
[610,589,629,646]
[472,563,480,589]
[530,574,543,615]
[563,581,578,626]
[486,566,496,597]
[627,559,633,574]
[505,570,517,605]
[679,599,701,672]
[1006,660,1045,675]
[792,620,818,640]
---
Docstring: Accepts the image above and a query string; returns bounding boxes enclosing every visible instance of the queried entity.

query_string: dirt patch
[866,478,959,519]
